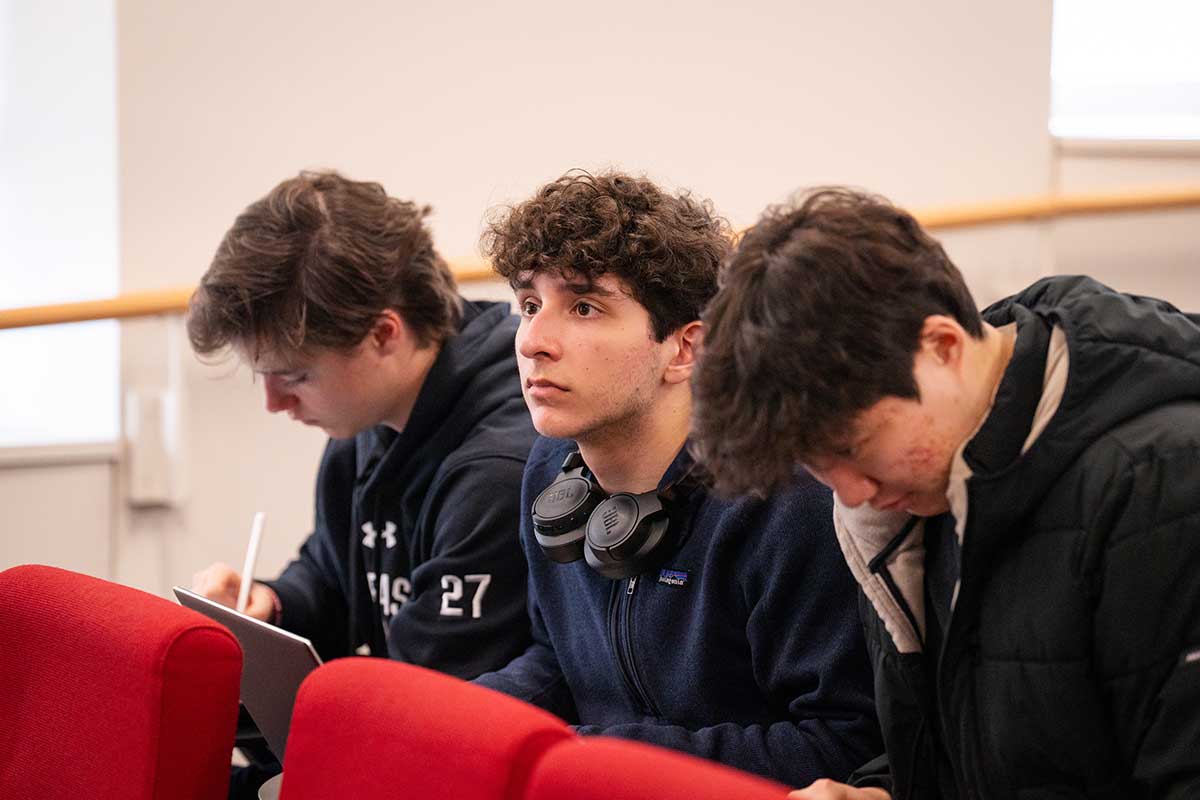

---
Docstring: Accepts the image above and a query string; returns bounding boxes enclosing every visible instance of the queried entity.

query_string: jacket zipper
[937,571,986,800]
[935,633,968,799]
[900,718,926,800]
[608,575,660,717]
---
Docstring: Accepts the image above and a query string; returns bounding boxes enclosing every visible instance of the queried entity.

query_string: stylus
[236,511,267,614]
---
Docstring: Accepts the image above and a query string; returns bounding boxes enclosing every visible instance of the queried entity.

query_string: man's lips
[526,378,567,390]
[525,378,568,400]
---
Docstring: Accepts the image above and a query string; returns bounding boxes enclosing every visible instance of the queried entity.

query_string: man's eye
[575,301,595,317]
[521,300,539,316]
[285,373,308,386]
[829,444,855,460]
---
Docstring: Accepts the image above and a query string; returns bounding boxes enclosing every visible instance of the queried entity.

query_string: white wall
[1052,145,1200,308]
[0,447,116,576]
[15,1,1070,592]
[116,0,1055,595]
[9,1,1198,597]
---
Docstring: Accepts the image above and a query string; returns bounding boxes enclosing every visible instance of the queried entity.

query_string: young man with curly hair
[693,187,1200,799]
[187,171,536,798]
[472,170,880,788]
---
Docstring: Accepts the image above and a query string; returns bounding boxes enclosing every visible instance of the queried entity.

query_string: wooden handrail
[0,260,497,332]
[0,288,197,332]
[916,185,1200,230]
[3,186,1199,331]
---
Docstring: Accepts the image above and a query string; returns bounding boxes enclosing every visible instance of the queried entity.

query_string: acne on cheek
[902,447,942,478]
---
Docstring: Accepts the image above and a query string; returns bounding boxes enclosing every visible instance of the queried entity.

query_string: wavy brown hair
[482,169,730,341]
[187,170,461,359]
[692,187,983,495]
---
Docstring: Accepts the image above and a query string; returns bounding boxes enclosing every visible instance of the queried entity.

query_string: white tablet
[174,586,322,760]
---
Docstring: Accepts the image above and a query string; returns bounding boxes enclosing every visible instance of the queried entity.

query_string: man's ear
[663,320,704,385]
[369,309,409,355]
[918,315,967,370]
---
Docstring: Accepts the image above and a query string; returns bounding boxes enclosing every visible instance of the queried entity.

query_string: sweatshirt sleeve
[472,589,578,720]
[264,440,354,660]
[849,753,895,794]
[577,483,882,788]
[383,454,533,680]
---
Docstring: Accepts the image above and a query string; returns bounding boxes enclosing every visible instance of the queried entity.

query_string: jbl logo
[602,506,620,531]
[546,485,580,504]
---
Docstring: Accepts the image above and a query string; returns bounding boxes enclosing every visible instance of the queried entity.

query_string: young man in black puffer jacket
[694,186,1200,799]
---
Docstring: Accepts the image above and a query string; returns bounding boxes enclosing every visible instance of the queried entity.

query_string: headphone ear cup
[532,474,603,563]
[584,492,671,580]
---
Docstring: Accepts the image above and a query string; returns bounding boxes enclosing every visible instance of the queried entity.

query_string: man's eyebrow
[253,364,305,376]
[510,272,620,299]
[566,281,617,298]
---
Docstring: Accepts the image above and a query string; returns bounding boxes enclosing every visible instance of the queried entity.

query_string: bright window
[1051,0,1200,140]
[0,0,119,446]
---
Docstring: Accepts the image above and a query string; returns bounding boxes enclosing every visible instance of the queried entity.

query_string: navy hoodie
[476,436,881,787]
[265,300,537,679]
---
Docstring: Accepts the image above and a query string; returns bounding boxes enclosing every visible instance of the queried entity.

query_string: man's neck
[381,343,441,433]
[967,321,1018,428]
[577,392,691,494]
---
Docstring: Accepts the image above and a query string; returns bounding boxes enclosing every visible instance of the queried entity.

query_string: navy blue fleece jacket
[475,436,881,787]
[264,300,537,679]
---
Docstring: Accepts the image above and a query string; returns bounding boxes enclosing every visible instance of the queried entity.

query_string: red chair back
[280,658,574,800]
[0,565,242,800]
[526,736,792,800]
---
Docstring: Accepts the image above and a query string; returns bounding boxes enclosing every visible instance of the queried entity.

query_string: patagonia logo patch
[657,568,690,587]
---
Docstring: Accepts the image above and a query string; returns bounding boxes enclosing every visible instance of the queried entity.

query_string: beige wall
[16,1,1199,595]
[108,0,1055,595]
[0,447,117,577]
[1052,145,1200,309]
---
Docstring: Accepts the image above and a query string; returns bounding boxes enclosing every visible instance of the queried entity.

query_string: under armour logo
[362,520,398,549]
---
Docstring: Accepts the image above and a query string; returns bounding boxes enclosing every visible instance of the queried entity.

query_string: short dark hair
[692,186,982,495]
[187,170,462,359]
[481,169,731,341]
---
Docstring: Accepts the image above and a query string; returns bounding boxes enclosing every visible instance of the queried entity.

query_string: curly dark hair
[187,170,461,359]
[481,169,731,341]
[691,186,983,495]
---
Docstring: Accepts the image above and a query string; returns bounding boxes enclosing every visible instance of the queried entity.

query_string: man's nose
[263,377,297,414]
[517,313,560,361]
[819,464,880,509]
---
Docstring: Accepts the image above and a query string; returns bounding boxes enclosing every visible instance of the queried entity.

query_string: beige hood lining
[832,324,1068,654]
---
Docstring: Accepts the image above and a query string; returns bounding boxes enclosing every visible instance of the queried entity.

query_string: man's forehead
[237,341,311,374]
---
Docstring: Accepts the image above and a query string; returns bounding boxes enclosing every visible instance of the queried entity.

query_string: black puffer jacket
[850,277,1200,799]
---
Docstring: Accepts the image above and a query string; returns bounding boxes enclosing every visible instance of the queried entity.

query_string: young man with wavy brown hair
[187,171,536,798]
[693,187,1200,799]
[472,170,880,788]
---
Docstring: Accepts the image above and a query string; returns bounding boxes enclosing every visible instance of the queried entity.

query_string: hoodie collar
[354,299,509,478]
[961,308,1049,477]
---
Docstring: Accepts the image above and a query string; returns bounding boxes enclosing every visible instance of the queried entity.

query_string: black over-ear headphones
[531,450,690,580]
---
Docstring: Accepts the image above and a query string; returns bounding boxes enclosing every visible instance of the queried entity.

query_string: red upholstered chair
[279,658,574,800]
[526,736,792,800]
[0,564,242,800]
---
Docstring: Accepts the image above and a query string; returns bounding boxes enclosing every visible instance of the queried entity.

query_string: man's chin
[530,409,585,441]
[315,423,361,440]
[906,495,951,517]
